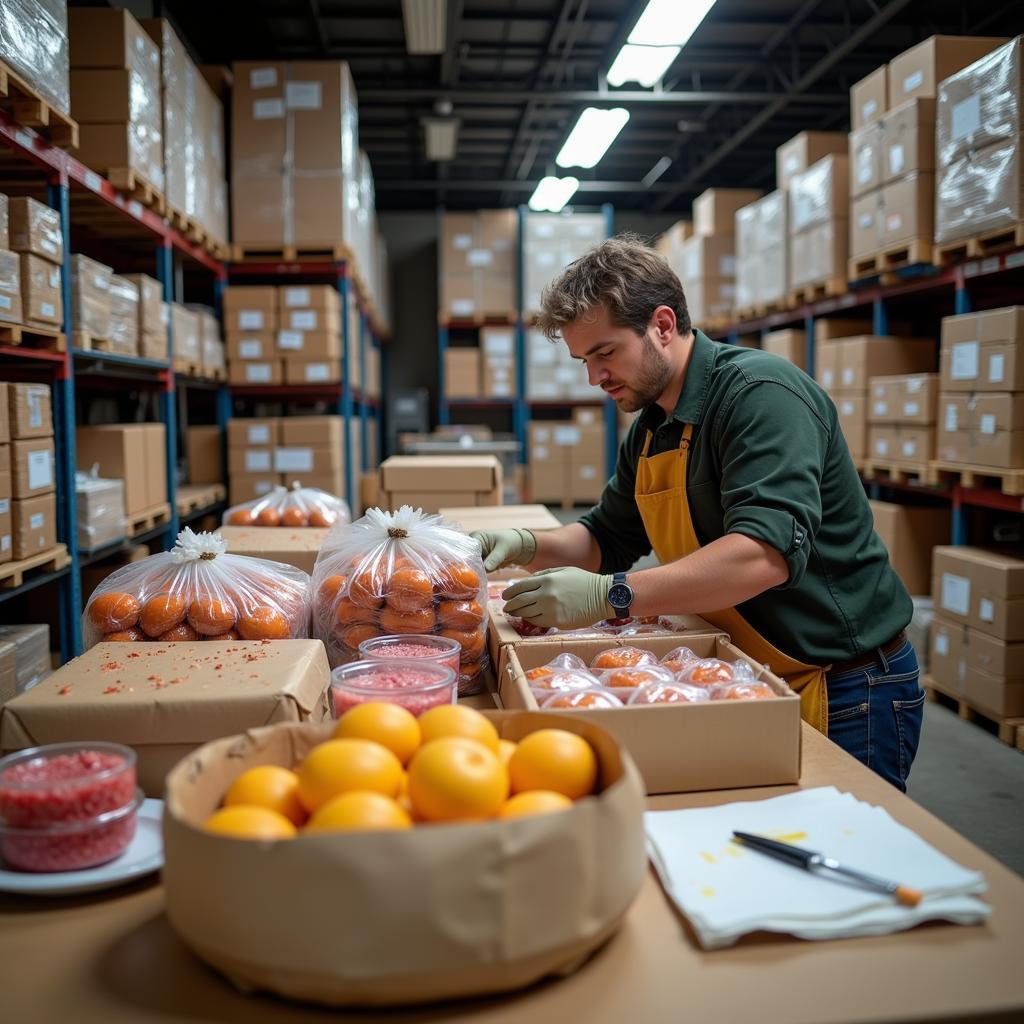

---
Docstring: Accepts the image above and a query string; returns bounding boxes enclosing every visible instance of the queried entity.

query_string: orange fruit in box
[308,509,335,528]
[304,791,412,833]
[718,682,776,700]
[407,737,508,822]
[509,729,597,800]
[686,660,734,686]
[525,666,554,682]
[438,561,480,599]
[341,623,379,650]
[224,765,307,826]
[442,627,485,663]
[591,648,650,670]
[380,606,435,634]
[203,805,297,840]
[237,606,291,640]
[296,738,404,812]
[159,622,199,641]
[418,704,500,753]
[497,739,517,766]
[139,593,187,638]
[349,569,385,609]
[544,691,621,709]
[499,790,572,819]
[104,628,144,642]
[333,701,421,766]
[386,566,434,612]
[256,508,281,528]
[188,597,236,636]
[89,592,141,633]
[228,508,256,526]
[605,668,657,689]
[438,599,484,630]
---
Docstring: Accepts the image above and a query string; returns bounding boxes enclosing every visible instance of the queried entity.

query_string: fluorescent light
[402,0,447,55]
[642,156,672,188]
[556,107,629,169]
[528,176,580,212]
[628,0,717,47]
[422,117,459,160]
[607,44,681,87]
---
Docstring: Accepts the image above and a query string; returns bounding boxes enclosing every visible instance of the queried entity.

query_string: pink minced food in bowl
[358,633,461,676]
[331,658,459,716]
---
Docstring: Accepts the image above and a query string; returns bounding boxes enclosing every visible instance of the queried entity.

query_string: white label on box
[239,339,263,359]
[304,363,331,382]
[579,466,598,479]
[901,440,916,457]
[160,306,170,325]
[906,377,923,393]
[875,438,889,455]
[858,211,873,229]
[29,513,43,530]
[40,238,57,256]
[857,162,872,186]
[0,536,7,551]
[128,200,144,219]
[941,572,970,615]
[784,153,799,174]
[284,287,310,307]
[840,400,853,416]
[84,170,102,192]
[902,69,923,95]
[886,213,904,232]
[250,67,278,89]
[451,299,475,317]
[903,401,919,417]
[483,331,514,355]
[951,93,982,143]
[720,256,737,277]
[27,450,52,490]
[944,404,958,432]
[246,364,273,383]
[286,81,321,109]
[0,296,10,310]
[862,98,878,121]
[934,632,949,656]
[245,451,272,472]
[951,341,979,380]
[0,500,7,514]
[533,445,550,459]
[841,368,854,387]
[452,233,472,250]
[822,369,834,388]
[253,98,285,119]
[248,425,271,445]
[490,383,513,396]
[275,448,314,473]
[290,311,317,330]
[40,302,55,318]
[255,481,273,496]
[239,310,264,330]
[554,426,581,445]
[277,330,303,349]
[889,143,905,175]
[28,392,42,428]
[873,401,888,417]
[987,353,1005,383]
[980,413,996,435]
[467,249,493,268]
[979,598,995,622]
[48,269,59,288]
[533,222,555,238]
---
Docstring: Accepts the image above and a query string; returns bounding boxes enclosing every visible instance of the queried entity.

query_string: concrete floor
[551,508,1024,877]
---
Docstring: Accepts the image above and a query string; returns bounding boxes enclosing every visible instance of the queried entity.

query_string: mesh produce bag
[312,506,489,694]
[82,528,311,647]
[223,483,351,529]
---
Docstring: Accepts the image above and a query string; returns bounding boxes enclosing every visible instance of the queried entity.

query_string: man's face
[562,303,674,413]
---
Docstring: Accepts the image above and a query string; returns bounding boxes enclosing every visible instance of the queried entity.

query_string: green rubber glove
[470,528,537,572]
[501,567,614,630]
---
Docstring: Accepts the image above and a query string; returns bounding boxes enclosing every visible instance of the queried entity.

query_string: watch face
[608,583,632,610]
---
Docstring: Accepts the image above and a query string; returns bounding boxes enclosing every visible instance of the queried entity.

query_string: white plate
[0,798,164,896]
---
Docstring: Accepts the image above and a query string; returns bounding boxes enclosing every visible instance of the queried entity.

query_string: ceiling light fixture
[422,116,460,160]
[556,107,630,169]
[402,0,447,55]
[642,156,672,188]
[528,176,580,212]
[607,0,717,87]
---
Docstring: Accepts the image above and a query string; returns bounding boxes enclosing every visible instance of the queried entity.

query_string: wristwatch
[607,572,634,617]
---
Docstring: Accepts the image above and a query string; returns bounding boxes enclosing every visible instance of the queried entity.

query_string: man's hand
[501,567,614,629]
[470,528,537,572]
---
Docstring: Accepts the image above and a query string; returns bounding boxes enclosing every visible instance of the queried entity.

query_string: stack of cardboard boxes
[654,220,691,274]
[525,328,591,401]
[227,416,346,505]
[528,409,606,506]
[171,304,202,372]
[379,455,502,514]
[438,211,517,321]
[192,308,226,379]
[0,195,20,326]
[931,546,1024,720]
[936,307,1024,470]
[522,212,604,319]
[3,384,58,563]
[10,197,63,331]
[735,189,787,314]
[867,372,940,468]
[76,424,168,521]
[69,255,112,343]
[761,329,807,370]
[441,327,518,400]
[123,274,167,360]
[869,500,951,596]
[69,255,150,356]
[0,0,69,121]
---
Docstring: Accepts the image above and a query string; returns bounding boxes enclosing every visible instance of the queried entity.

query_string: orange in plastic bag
[224,483,351,529]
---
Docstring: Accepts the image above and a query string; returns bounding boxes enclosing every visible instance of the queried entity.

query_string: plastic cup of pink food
[330,659,459,717]
[0,742,140,872]
[358,633,462,676]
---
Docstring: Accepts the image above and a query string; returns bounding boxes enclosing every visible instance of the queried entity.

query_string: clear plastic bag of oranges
[82,528,312,647]
[223,483,351,529]
[312,506,489,695]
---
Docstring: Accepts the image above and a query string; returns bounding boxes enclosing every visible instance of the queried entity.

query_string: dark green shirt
[579,330,912,664]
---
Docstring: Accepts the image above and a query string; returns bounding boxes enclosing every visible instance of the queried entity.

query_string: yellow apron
[634,423,829,734]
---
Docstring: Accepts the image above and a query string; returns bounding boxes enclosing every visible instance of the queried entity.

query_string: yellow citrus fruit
[417,704,500,753]
[333,701,421,766]
[304,791,412,833]
[223,765,307,826]
[202,805,297,840]
[498,790,573,819]
[296,738,404,812]
[508,729,598,800]
[497,738,517,766]
[407,736,509,822]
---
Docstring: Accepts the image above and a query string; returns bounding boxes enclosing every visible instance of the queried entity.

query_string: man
[473,235,924,791]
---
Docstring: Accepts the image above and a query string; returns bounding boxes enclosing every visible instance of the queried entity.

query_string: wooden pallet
[849,239,936,283]
[128,503,172,536]
[787,277,847,307]
[176,483,227,516]
[72,332,140,356]
[928,460,1024,496]
[0,59,78,149]
[925,675,1024,750]
[204,366,227,381]
[105,168,166,215]
[0,321,66,352]
[934,223,1024,268]
[172,358,203,377]
[229,243,352,263]
[861,459,932,487]
[439,311,518,326]
[702,314,736,333]
[0,544,70,589]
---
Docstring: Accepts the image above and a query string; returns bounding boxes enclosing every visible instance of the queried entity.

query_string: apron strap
[640,422,694,459]
[640,429,654,457]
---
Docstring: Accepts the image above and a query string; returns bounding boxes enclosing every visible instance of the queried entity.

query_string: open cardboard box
[499,634,802,795]
[218,525,329,574]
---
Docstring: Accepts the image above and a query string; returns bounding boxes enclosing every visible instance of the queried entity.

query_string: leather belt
[828,630,908,677]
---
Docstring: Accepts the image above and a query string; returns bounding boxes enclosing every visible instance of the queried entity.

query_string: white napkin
[645,786,990,949]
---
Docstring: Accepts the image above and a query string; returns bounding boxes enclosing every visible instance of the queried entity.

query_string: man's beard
[606,332,674,412]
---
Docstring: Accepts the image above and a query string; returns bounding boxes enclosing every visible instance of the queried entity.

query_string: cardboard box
[685,276,737,324]
[816,318,875,341]
[881,98,936,182]
[932,546,1024,641]
[833,336,936,393]
[20,254,61,326]
[850,190,883,260]
[381,455,502,499]
[8,197,62,265]
[12,438,54,499]
[0,641,332,796]
[0,499,9,565]
[789,154,849,233]
[835,395,868,458]
[227,418,280,448]
[0,248,22,325]
[144,423,167,507]
[0,444,9,499]
[930,616,1024,716]
[284,359,343,385]
[6,383,52,439]
[789,219,848,290]
[69,254,112,340]
[762,330,806,369]
[870,501,952,597]
[867,424,934,463]
[75,425,150,513]
[692,188,762,237]
[75,122,163,193]
[0,193,7,250]
[849,122,883,198]
[274,446,343,477]
[228,361,284,386]
[940,307,1024,391]
[0,386,6,444]
[76,475,126,551]
[228,446,275,476]
[170,304,200,365]
[11,493,55,560]
[121,274,163,342]
[186,426,222,485]
[217,527,329,575]
[443,348,482,398]
[888,35,1008,106]
[223,286,278,333]
[278,284,341,312]
[935,137,1023,245]
[937,392,1024,468]
[777,131,847,192]
[227,333,275,362]
[678,234,736,282]
[437,504,562,533]
[276,330,342,360]
[279,415,343,447]
[229,473,283,505]
[499,634,800,795]
[851,66,888,129]
[879,173,935,247]
[868,374,938,425]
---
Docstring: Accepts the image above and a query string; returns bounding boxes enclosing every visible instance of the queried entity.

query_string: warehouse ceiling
[153,0,1023,213]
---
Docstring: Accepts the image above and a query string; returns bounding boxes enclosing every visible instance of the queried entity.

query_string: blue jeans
[826,638,925,792]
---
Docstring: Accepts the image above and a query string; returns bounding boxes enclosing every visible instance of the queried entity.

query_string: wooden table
[2,725,1022,1023]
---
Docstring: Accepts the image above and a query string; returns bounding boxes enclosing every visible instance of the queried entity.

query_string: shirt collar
[641,329,715,429]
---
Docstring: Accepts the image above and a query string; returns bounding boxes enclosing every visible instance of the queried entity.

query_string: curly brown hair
[535,233,691,342]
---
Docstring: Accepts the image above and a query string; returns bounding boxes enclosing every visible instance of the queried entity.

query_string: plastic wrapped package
[171,304,201,364]
[0,0,70,116]
[126,65,164,191]
[70,255,113,340]
[659,646,700,674]
[589,647,659,671]
[224,483,351,529]
[935,138,1023,244]
[0,248,22,325]
[788,154,849,233]
[312,506,489,694]
[521,652,588,685]
[680,658,759,688]
[0,623,51,693]
[81,528,311,648]
[541,689,623,710]
[628,680,710,705]
[9,196,63,264]
[710,681,778,701]
[597,664,676,696]
[76,469,126,551]
[107,275,139,354]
